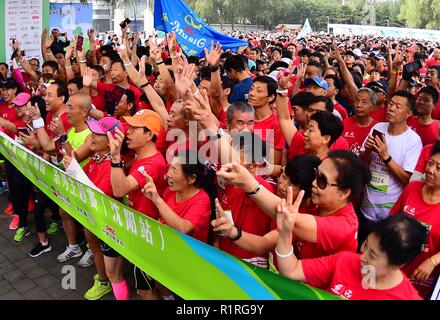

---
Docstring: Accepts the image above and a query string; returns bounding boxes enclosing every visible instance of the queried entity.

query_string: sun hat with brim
[12,93,31,107]
[123,109,162,136]
[86,117,125,138]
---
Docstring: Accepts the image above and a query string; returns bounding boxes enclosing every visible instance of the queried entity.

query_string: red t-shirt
[370,106,387,123]
[287,131,349,160]
[83,158,114,197]
[97,82,142,110]
[407,116,440,146]
[161,188,211,243]
[390,181,440,297]
[302,251,422,300]
[333,103,348,120]
[91,91,107,112]
[0,101,26,138]
[45,112,72,139]
[415,144,434,173]
[253,112,286,151]
[127,152,168,220]
[218,177,276,263]
[342,117,378,155]
[294,203,358,260]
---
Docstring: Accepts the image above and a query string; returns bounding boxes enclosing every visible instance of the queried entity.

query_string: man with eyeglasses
[359,90,423,244]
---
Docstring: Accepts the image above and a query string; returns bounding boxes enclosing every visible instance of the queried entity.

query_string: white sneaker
[57,246,83,263]
[78,248,94,268]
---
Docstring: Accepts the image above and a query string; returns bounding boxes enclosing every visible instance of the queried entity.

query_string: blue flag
[154,0,248,57]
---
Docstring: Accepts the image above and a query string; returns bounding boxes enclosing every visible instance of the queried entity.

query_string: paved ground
[0,192,139,300]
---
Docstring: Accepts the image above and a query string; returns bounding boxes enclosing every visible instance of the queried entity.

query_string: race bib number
[368,170,390,193]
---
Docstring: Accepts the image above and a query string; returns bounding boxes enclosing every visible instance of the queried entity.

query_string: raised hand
[278,61,295,89]
[107,127,125,158]
[216,163,256,191]
[204,41,223,67]
[49,117,66,136]
[175,63,196,98]
[45,34,55,49]
[140,172,160,203]
[168,31,178,55]
[276,187,304,236]
[149,38,162,64]
[28,104,42,120]
[82,67,94,88]
[87,28,95,39]
[211,198,234,237]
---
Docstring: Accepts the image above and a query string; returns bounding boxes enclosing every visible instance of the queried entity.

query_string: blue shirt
[228,77,253,104]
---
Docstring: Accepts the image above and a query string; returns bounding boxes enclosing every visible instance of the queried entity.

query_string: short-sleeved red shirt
[342,117,378,155]
[407,116,440,146]
[161,188,211,242]
[83,158,114,198]
[127,152,167,219]
[294,203,358,260]
[415,144,434,173]
[254,112,286,151]
[45,112,72,139]
[0,101,26,138]
[302,251,422,300]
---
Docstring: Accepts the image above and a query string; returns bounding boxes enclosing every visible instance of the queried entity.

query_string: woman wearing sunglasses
[212,154,321,266]
[216,150,371,260]
[276,192,426,300]
[389,143,440,298]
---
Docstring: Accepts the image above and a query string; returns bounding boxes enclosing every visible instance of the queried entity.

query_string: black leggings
[34,190,60,233]
[5,160,33,228]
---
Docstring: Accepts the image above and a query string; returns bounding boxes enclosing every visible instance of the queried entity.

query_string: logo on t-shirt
[344,131,355,138]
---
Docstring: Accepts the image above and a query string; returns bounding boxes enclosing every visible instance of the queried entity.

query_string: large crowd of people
[0,25,439,300]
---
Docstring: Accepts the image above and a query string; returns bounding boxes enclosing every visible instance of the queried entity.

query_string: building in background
[50,0,154,34]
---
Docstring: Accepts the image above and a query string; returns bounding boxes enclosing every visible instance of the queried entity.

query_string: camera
[403,59,423,81]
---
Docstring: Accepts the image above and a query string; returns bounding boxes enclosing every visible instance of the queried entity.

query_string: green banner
[0,132,339,300]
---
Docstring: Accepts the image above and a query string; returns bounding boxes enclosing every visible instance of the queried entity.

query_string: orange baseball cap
[123,109,162,136]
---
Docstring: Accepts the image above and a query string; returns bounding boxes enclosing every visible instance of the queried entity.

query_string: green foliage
[82,0,440,31]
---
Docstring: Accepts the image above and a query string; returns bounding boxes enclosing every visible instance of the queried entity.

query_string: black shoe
[29,242,52,258]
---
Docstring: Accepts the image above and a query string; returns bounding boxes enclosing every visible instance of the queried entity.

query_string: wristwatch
[245,183,262,196]
[111,160,124,168]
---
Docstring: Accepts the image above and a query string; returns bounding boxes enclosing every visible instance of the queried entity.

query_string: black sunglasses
[315,168,339,190]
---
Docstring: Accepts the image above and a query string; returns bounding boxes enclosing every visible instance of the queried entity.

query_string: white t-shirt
[360,122,422,221]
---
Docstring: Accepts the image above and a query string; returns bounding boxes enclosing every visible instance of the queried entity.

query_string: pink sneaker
[9,214,19,230]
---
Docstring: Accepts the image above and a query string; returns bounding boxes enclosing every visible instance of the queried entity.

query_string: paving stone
[13,278,37,293]
[2,269,25,282]
[0,280,14,295]
[34,274,60,290]
[0,290,25,300]
[22,286,49,300]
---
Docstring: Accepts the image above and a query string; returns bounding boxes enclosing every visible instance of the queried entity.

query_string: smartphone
[119,18,131,29]
[76,35,84,51]
[17,127,31,135]
[372,129,383,140]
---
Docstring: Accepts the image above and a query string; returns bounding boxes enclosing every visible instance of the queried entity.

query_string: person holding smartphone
[359,90,423,246]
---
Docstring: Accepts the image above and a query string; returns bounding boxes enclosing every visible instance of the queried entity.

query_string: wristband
[383,155,392,165]
[140,82,150,89]
[431,256,439,267]
[156,60,164,65]
[170,54,179,59]
[245,183,262,196]
[46,52,53,56]
[275,246,294,258]
[79,60,87,64]
[124,62,132,67]
[32,118,45,129]
[111,160,124,168]
[65,65,72,69]
[210,64,219,72]
[276,88,288,96]
[229,226,242,241]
